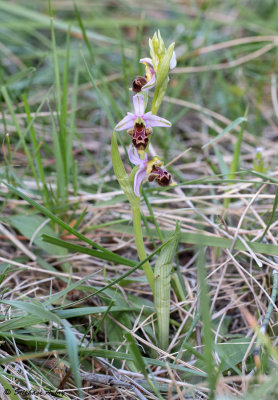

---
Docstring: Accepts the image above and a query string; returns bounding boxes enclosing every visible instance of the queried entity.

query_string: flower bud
[149,34,159,72]
[151,32,159,54]
[157,30,165,55]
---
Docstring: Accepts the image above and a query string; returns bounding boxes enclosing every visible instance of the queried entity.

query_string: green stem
[132,206,154,292]
[111,132,155,292]
[262,272,278,330]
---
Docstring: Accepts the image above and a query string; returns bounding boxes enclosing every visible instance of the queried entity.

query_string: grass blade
[125,332,164,399]
[1,181,135,266]
[1,86,39,186]
[1,300,61,324]
[64,325,83,399]
[223,108,248,209]
[202,117,246,149]
[0,372,23,400]
[22,94,50,208]
[0,0,117,44]
[108,224,278,257]
[42,234,135,267]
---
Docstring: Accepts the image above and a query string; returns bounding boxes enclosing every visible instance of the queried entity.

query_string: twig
[173,43,275,73]
[80,372,149,400]
[29,218,50,247]
[0,223,36,261]
[271,74,278,121]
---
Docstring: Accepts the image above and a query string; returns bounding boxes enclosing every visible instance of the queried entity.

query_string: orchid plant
[111,32,178,346]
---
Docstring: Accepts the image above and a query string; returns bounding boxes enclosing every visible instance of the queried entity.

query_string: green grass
[1,0,278,398]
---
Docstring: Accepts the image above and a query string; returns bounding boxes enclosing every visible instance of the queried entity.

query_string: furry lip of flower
[139,51,177,91]
[128,146,148,197]
[128,147,172,196]
[115,95,171,131]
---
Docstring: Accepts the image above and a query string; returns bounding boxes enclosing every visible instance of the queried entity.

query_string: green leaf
[0,315,52,331]
[0,67,36,88]
[154,224,180,350]
[125,332,164,399]
[197,247,216,398]
[64,325,83,399]
[10,214,67,255]
[125,332,147,375]
[56,306,136,319]
[42,234,136,267]
[1,300,61,324]
[215,338,253,373]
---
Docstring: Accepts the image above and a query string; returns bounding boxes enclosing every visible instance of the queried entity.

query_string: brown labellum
[148,166,172,187]
[132,76,147,93]
[128,123,152,151]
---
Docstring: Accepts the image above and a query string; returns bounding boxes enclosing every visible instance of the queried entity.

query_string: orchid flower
[128,147,172,196]
[139,57,156,91]
[128,146,148,197]
[115,94,171,131]
[139,51,177,92]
